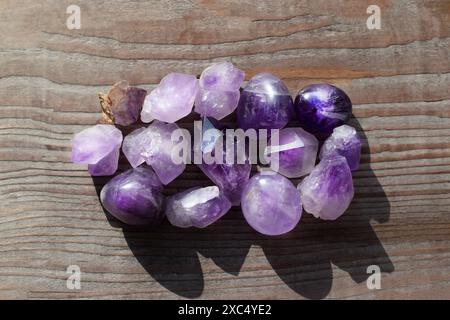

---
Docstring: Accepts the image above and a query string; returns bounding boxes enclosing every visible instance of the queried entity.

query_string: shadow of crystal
[90,114,393,299]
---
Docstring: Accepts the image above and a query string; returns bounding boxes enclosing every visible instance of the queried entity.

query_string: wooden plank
[0,0,449,299]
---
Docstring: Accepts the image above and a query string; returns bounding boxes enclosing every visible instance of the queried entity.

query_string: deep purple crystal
[165,186,232,228]
[294,83,352,138]
[100,167,165,225]
[298,156,354,220]
[196,118,251,205]
[319,125,361,171]
[237,73,293,130]
[241,173,302,235]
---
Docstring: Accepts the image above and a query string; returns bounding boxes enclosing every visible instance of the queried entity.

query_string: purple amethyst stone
[294,83,352,138]
[165,186,232,228]
[319,125,362,171]
[100,167,165,225]
[196,118,251,206]
[298,156,354,220]
[237,73,293,130]
[241,173,302,236]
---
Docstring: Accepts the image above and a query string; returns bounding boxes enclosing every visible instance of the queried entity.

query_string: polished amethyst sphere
[294,84,352,137]
[100,167,165,225]
[237,73,293,130]
[241,173,302,236]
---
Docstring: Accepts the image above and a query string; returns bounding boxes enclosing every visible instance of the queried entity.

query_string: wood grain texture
[0,0,449,299]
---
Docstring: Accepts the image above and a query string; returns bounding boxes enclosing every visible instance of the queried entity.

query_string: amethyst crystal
[195,62,245,120]
[71,124,122,176]
[122,120,186,185]
[319,125,362,171]
[141,73,199,123]
[237,73,293,130]
[88,147,120,176]
[196,118,251,205]
[265,127,319,178]
[100,167,165,225]
[99,80,147,126]
[165,186,232,228]
[294,83,352,138]
[241,173,302,235]
[298,156,354,220]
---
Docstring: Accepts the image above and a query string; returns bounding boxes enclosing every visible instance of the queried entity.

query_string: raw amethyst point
[319,125,362,171]
[298,155,354,220]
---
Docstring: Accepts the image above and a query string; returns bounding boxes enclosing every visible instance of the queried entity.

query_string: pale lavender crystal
[319,125,361,171]
[122,120,186,185]
[265,127,318,178]
[71,124,122,176]
[298,156,354,220]
[141,73,199,123]
[194,62,245,120]
[199,62,245,92]
[165,186,232,228]
[121,127,148,168]
[241,173,302,236]
[195,88,241,120]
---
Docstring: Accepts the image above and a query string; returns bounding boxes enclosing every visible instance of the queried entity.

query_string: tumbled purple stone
[122,121,186,185]
[265,127,318,178]
[196,118,251,205]
[71,124,122,176]
[99,80,147,126]
[165,186,232,228]
[141,73,199,123]
[100,167,165,225]
[294,83,352,138]
[241,173,302,236]
[298,156,354,220]
[237,73,293,130]
[194,62,245,120]
[319,125,361,171]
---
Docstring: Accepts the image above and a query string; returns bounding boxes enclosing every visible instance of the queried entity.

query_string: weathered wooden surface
[0,0,449,299]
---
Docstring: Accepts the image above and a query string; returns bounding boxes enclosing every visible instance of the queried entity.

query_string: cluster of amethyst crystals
[72,62,361,236]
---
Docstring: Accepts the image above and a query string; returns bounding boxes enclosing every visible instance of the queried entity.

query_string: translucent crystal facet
[241,173,302,235]
[165,186,232,228]
[122,120,186,184]
[319,125,361,171]
[196,118,251,205]
[71,124,122,176]
[141,73,199,123]
[265,127,319,178]
[194,62,245,120]
[298,156,354,220]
